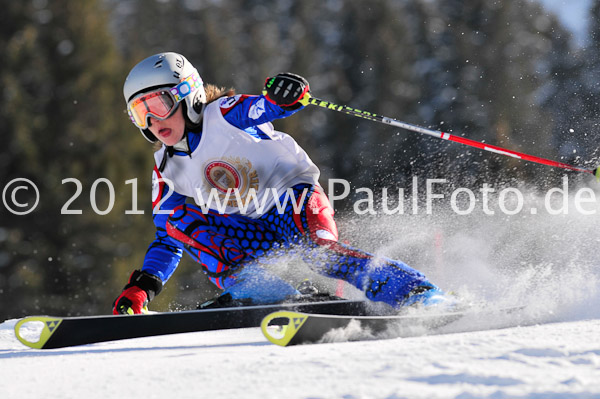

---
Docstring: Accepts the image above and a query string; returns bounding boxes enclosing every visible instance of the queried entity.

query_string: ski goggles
[127,72,203,129]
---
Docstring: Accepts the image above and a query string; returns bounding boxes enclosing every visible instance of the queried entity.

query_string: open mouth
[159,128,172,138]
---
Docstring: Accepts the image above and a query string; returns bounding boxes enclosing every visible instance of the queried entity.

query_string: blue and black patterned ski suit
[143,94,438,308]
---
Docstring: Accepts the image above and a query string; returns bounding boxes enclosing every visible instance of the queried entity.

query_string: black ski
[14,299,369,349]
[261,306,524,346]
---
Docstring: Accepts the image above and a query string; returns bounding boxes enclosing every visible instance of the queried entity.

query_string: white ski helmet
[123,52,207,142]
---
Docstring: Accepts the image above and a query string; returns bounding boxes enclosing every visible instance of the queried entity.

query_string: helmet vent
[153,60,163,68]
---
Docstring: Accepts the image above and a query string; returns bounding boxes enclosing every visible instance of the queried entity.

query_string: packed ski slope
[1,315,600,398]
[2,187,600,399]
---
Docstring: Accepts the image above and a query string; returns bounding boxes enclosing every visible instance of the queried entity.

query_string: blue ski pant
[165,184,434,307]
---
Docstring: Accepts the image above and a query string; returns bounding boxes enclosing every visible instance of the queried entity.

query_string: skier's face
[148,106,186,146]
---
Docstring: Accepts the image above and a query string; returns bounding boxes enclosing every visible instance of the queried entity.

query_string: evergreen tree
[0,0,152,319]
[400,0,571,185]
[0,0,587,319]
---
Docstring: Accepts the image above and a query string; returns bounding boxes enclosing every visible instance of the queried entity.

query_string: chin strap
[158,133,193,172]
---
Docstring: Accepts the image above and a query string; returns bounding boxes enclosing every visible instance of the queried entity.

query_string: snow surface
[1,315,600,399]
[2,185,600,398]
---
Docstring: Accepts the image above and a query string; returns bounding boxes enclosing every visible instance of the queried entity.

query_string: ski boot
[283,279,346,304]
[198,263,300,309]
[402,284,457,309]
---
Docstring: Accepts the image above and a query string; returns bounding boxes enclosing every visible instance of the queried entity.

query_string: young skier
[113,52,449,314]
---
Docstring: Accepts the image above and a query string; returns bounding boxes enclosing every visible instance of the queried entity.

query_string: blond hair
[205,84,236,103]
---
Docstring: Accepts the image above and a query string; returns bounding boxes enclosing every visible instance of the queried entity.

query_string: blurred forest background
[1,0,600,320]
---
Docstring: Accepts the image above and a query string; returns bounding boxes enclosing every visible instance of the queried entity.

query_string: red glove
[113,286,149,315]
[112,270,162,315]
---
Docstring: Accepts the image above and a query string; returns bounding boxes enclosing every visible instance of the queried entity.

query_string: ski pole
[302,94,599,177]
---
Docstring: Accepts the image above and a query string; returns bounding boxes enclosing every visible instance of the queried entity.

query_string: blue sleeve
[141,170,187,283]
[218,94,303,130]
